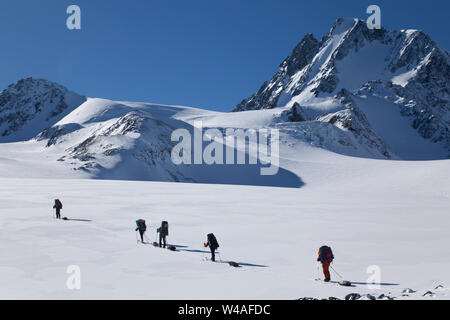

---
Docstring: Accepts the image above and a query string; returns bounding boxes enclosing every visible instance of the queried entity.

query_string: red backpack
[319,246,334,263]
[55,199,63,209]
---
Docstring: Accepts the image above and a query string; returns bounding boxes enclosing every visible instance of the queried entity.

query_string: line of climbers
[135,219,220,261]
[53,199,335,280]
[135,219,170,249]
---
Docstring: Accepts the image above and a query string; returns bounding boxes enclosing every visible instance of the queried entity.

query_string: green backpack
[160,221,169,236]
[136,219,147,231]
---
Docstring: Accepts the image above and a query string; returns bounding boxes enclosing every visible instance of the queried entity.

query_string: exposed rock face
[234,34,320,112]
[0,78,86,142]
[35,123,84,148]
[279,103,308,122]
[54,111,185,180]
[316,89,393,159]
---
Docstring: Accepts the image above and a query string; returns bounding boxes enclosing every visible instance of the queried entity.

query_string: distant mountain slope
[234,18,449,160]
[0,18,448,185]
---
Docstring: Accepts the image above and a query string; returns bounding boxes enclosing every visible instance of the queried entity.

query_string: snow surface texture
[0,159,449,299]
[0,18,449,300]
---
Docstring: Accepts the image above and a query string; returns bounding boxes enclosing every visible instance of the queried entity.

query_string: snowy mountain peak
[285,33,320,77]
[0,77,86,142]
[233,18,450,159]
[326,17,361,37]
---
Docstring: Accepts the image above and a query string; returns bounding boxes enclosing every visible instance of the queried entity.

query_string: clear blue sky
[1,0,448,112]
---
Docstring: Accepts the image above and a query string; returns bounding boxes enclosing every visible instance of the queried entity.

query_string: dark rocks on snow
[345,293,361,300]
[280,103,308,122]
[402,288,417,294]
[377,294,394,300]
[299,297,341,301]
[423,291,435,297]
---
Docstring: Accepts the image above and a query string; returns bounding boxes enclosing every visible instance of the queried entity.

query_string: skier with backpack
[317,245,334,282]
[53,199,63,219]
[204,233,219,262]
[135,219,147,243]
[157,221,169,248]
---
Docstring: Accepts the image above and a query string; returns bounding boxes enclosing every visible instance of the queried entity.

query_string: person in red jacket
[317,246,334,282]
[53,199,63,219]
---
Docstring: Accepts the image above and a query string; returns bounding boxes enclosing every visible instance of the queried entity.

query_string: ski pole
[316,263,321,280]
[330,264,343,279]
[135,230,139,243]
